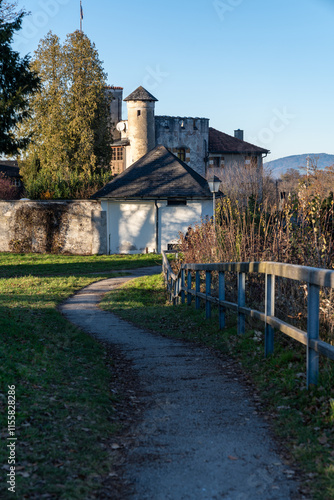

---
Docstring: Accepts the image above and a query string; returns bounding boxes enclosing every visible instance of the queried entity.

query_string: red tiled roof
[209,127,269,154]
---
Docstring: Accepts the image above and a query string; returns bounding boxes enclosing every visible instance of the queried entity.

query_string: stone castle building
[106,85,269,193]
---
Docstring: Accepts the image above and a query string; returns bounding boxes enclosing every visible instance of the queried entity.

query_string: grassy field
[101,273,334,500]
[0,252,161,499]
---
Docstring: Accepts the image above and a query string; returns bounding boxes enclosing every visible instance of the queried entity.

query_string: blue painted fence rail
[162,251,334,388]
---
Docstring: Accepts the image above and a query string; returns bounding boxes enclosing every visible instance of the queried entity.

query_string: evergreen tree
[19,29,112,197]
[0,0,40,155]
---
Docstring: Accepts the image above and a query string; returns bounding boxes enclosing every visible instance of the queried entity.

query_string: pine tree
[19,29,112,196]
[0,0,40,155]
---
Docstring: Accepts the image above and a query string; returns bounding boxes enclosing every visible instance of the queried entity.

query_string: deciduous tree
[19,30,112,197]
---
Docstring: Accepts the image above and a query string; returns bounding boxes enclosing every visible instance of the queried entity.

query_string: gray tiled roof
[92,145,213,200]
[124,86,158,102]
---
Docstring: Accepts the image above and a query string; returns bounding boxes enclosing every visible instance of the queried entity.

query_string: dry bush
[0,173,20,200]
[178,191,334,343]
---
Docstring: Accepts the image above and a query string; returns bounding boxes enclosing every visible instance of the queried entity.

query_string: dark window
[245,156,256,167]
[137,110,141,116]
[167,198,187,206]
[111,147,124,161]
[176,148,186,162]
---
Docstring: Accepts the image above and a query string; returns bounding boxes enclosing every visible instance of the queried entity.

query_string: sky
[11,0,334,162]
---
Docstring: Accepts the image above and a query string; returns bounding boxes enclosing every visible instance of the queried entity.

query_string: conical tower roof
[124,86,158,102]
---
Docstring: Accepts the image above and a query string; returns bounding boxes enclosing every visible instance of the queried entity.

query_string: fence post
[166,268,169,290]
[172,277,177,306]
[206,271,212,319]
[265,273,275,356]
[307,283,320,387]
[237,272,246,334]
[195,271,200,310]
[181,269,185,304]
[219,271,225,329]
[187,271,192,305]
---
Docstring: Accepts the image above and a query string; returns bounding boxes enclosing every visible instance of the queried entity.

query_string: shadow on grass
[0,254,162,278]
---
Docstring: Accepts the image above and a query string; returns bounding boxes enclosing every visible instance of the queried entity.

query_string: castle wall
[106,86,123,140]
[155,116,209,177]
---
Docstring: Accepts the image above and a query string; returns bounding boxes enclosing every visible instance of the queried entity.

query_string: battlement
[155,116,209,132]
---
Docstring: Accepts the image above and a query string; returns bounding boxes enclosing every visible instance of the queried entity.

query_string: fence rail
[162,251,334,388]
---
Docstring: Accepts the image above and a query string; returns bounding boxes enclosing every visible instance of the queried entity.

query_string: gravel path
[60,267,301,500]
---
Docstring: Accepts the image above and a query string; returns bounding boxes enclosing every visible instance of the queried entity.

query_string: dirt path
[60,267,301,500]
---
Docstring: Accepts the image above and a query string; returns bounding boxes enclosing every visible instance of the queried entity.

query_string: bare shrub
[178,192,334,343]
[0,173,20,200]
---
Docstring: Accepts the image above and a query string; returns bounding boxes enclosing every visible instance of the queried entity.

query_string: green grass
[0,253,161,499]
[101,274,334,500]
[0,252,161,278]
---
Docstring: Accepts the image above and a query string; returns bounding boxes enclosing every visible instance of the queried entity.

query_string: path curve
[60,267,300,500]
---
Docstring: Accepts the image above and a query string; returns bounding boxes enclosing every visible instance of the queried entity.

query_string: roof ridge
[92,145,212,200]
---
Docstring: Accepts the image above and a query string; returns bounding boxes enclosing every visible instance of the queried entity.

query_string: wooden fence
[162,251,334,388]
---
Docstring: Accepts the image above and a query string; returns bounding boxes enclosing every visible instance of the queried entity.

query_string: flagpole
[80,0,83,32]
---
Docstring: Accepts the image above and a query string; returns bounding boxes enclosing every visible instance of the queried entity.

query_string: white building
[93,85,269,254]
[92,145,215,254]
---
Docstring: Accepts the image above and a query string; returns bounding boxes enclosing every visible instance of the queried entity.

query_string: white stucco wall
[102,201,156,254]
[102,199,213,254]
[158,200,212,251]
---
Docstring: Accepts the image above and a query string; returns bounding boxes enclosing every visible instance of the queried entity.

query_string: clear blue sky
[13,0,334,161]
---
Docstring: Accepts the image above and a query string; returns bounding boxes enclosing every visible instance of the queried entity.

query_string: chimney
[234,129,244,141]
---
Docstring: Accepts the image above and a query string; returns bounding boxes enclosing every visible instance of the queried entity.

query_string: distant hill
[264,153,334,178]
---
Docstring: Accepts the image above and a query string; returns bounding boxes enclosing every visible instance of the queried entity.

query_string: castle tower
[124,86,158,164]
[105,86,123,140]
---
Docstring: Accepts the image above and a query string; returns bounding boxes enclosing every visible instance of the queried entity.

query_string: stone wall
[0,200,107,255]
[155,116,209,177]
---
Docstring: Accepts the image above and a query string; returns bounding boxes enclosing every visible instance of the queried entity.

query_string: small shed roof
[124,86,158,102]
[92,145,215,200]
[209,127,269,155]
[0,162,21,178]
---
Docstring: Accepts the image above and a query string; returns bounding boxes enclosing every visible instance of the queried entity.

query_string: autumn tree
[0,1,24,22]
[0,0,40,155]
[19,30,112,198]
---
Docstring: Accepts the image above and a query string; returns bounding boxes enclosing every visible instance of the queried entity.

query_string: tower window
[137,110,141,117]
[176,148,186,162]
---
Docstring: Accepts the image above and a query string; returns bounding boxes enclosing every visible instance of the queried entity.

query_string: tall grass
[180,194,334,268]
[178,192,334,343]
